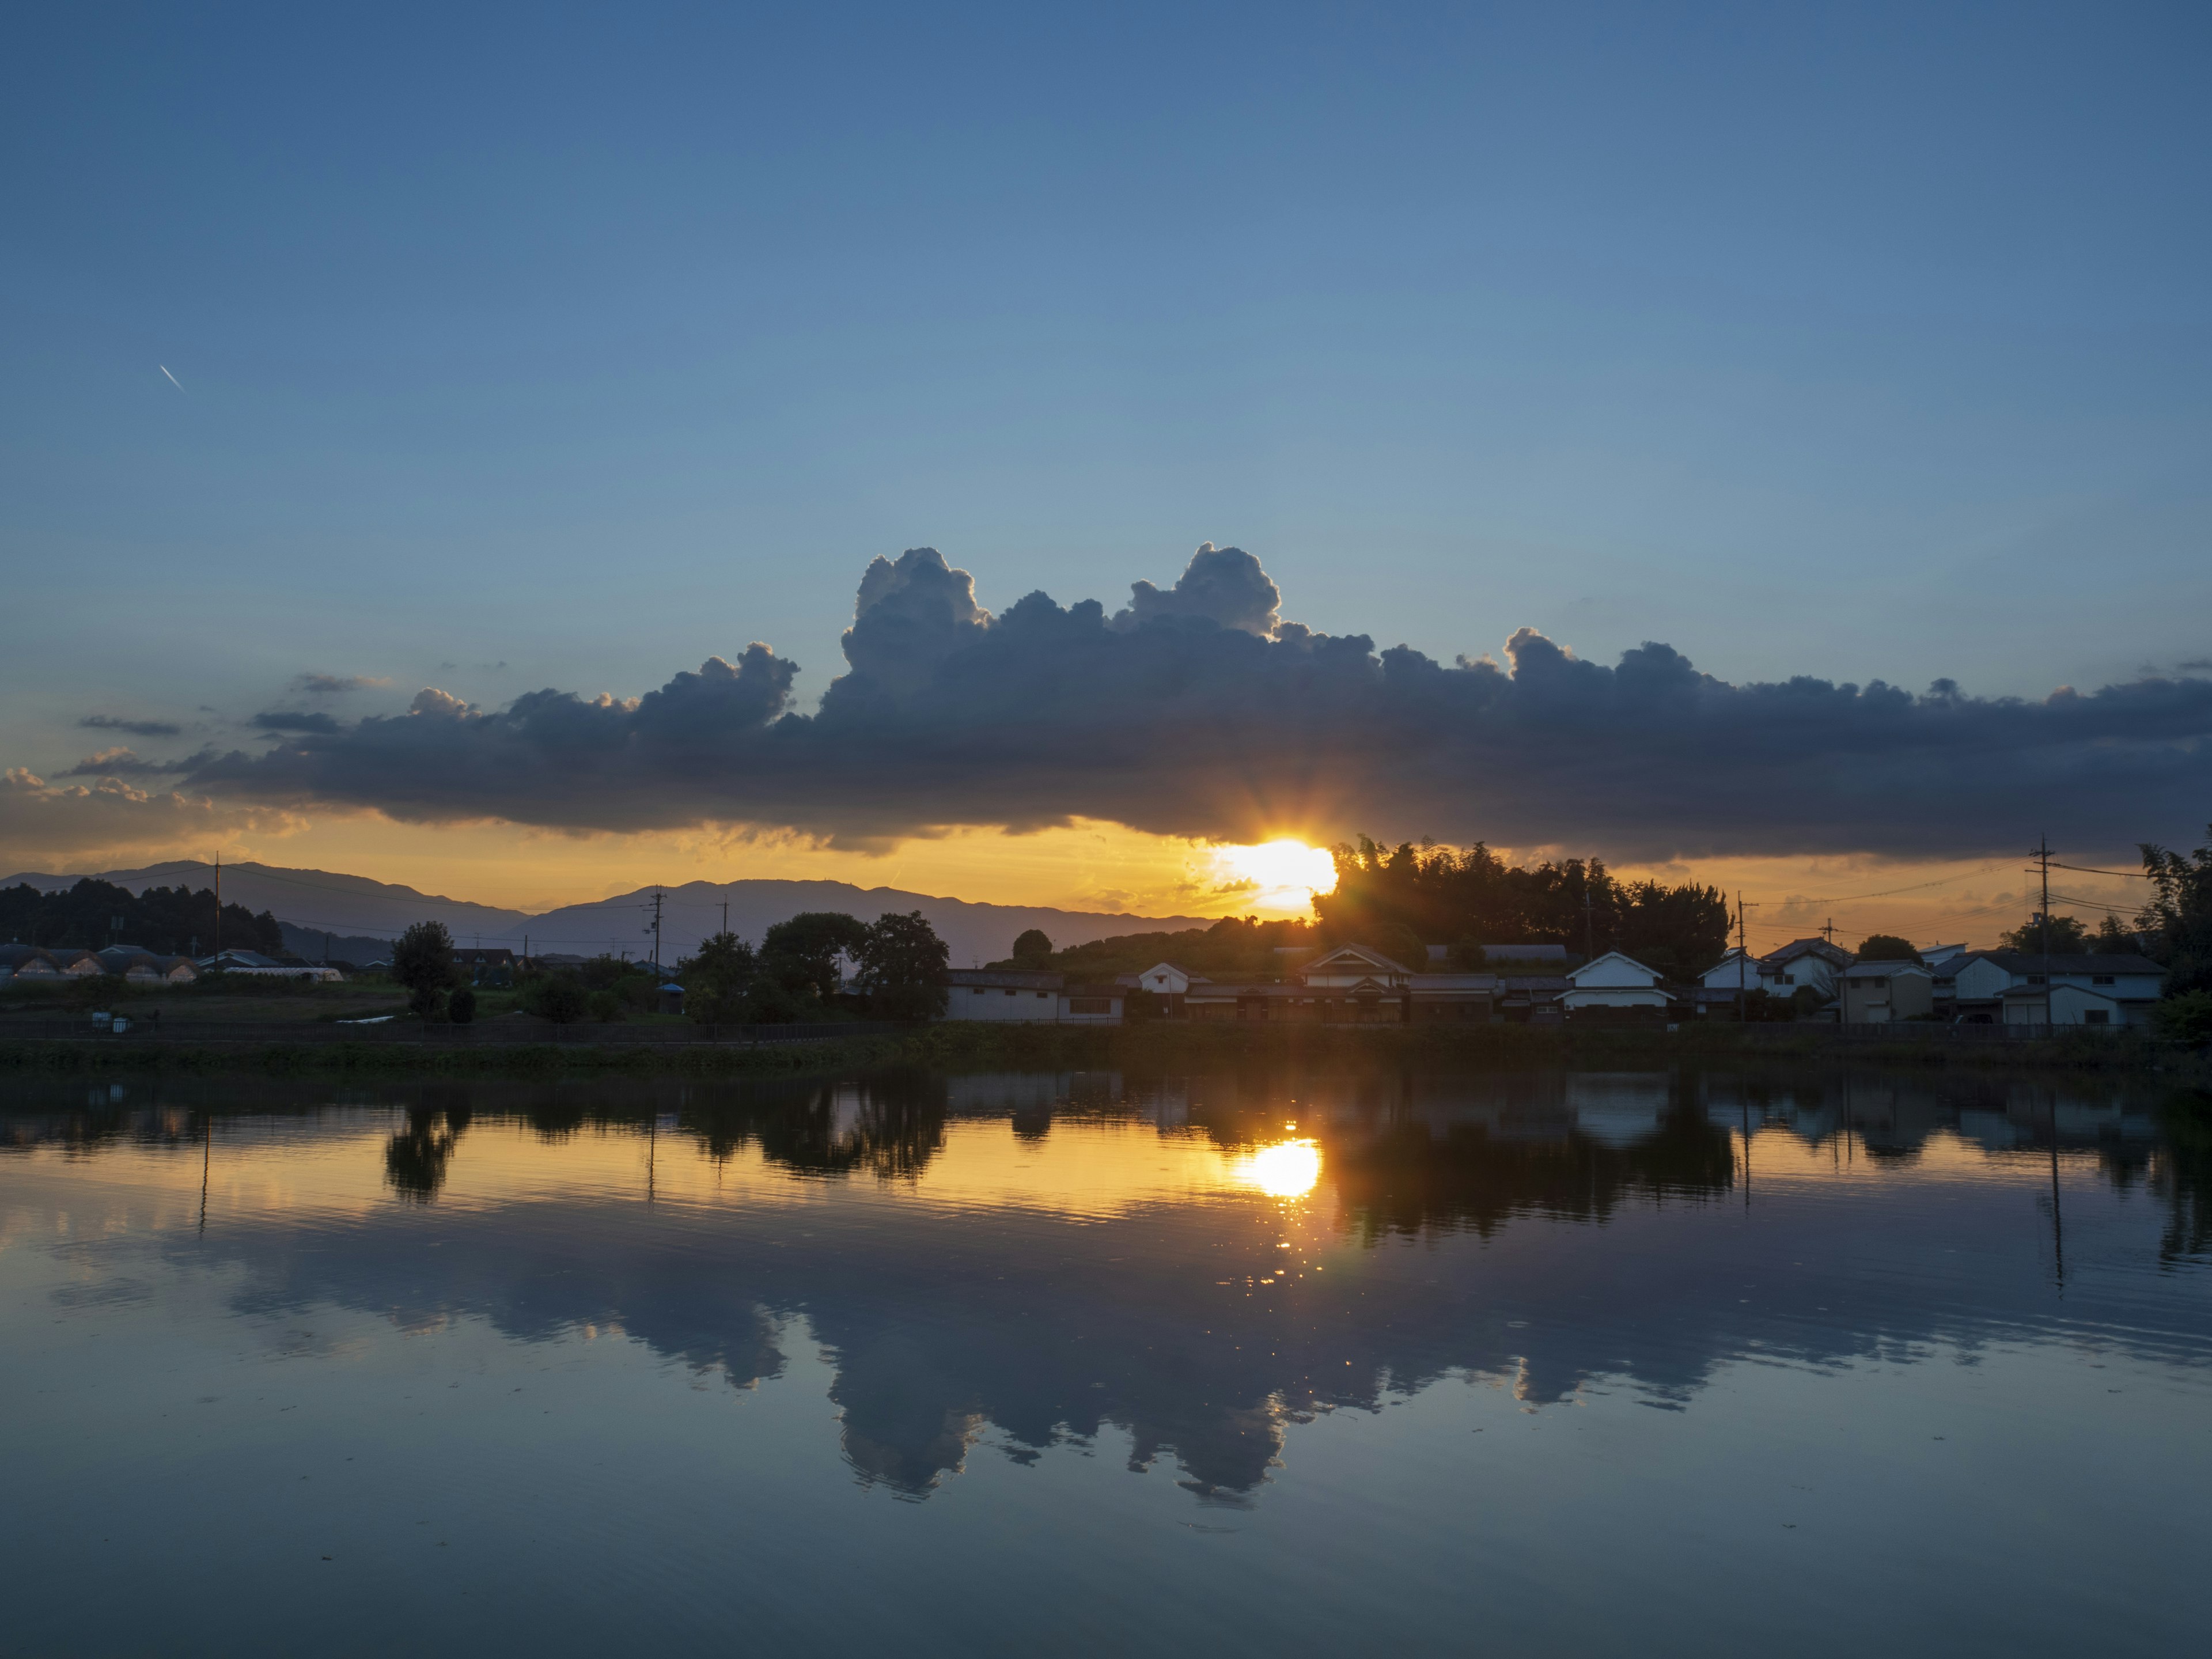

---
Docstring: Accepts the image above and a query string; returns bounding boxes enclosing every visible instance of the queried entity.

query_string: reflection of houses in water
[12,1068,2211,1510]
[1692,1072,2162,1162]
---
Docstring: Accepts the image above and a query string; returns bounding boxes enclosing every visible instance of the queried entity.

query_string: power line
[2049,861,2152,880]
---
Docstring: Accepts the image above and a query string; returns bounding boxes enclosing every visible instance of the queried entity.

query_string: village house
[1560,952,1671,1019]
[942,968,1125,1024]
[1180,944,1499,1025]
[1944,950,2166,1027]
[1700,938,1852,1001]
[1836,961,1936,1024]
[1117,961,1207,1015]
[452,946,517,984]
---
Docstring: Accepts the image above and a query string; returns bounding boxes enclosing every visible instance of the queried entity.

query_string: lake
[3,1063,2209,1656]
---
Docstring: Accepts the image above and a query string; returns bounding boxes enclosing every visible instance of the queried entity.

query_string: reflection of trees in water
[1333,1106,1736,1243]
[384,1087,474,1202]
[2155,1091,2212,1263]
[698,1070,949,1182]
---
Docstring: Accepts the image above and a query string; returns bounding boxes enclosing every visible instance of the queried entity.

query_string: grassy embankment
[0,1004,2198,1077]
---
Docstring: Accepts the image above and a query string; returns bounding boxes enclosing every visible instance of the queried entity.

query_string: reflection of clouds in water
[5,1067,2209,1506]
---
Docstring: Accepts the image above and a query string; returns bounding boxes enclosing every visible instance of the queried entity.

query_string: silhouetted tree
[1854,934,1921,963]
[391,921,459,1018]
[2138,826,2212,997]
[853,911,949,1020]
[2000,914,2091,954]
[760,912,870,1007]
[1010,928,1052,964]
[679,931,759,1024]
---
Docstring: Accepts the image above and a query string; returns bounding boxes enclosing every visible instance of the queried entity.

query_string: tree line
[0,877,283,958]
[385,910,952,1024]
[1312,838,1730,976]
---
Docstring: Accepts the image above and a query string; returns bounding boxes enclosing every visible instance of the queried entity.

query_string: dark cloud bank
[179,545,2212,860]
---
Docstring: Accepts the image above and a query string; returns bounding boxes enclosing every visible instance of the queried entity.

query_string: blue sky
[3,2,2210,892]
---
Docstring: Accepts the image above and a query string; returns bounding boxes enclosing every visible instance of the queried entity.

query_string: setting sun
[1210,839,1338,912]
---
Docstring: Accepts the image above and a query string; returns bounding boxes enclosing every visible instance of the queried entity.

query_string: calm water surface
[4,1065,2209,1656]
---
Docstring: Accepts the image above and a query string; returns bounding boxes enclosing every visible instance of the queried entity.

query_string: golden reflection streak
[1231,1138,1322,1199]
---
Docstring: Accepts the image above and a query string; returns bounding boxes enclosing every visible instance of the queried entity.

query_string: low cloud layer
[0,767,276,872]
[137,544,2212,861]
[81,714,181,738]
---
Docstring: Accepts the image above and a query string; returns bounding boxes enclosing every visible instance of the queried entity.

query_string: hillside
[3,862,1213,969]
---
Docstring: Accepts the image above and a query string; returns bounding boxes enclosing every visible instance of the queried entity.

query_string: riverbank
[1,1018,2200,1077]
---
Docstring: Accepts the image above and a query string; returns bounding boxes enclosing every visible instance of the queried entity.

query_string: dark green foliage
[0,877,280,956]
[2153,989,2212,1043]
[1010,928,1053,964]
[586,988,627,1022]
[760,912,870,1005]
[1854,934,1921,962]
[853,911,950,1020]
[678,931,759,1024]
[1313,838,1729,975]
[522,972,588,1023]
[2093,915,2145,954]
[1999,914,2091,954]
[1009,914,1315,980]
[391,921,459,1018]
[2138,827,2212,998]
[448,985,476,1025]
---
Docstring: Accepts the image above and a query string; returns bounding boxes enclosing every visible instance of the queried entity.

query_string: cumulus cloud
[1109,542,1281,635]
[168,544,2212,861]
[81,714,181,738]
[291,673,393,698]
[0,768,278,872]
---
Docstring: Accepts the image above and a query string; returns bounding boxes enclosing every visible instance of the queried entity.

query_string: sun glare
[1233,1138,1323,1199]
[1212,839,1337,911]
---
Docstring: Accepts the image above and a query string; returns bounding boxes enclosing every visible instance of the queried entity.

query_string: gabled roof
[1302,943,1412,975]
[1566,950,1663,983]
[1951,950,2165,976]
[947,968,1065,990]
[1762,938,1852,967]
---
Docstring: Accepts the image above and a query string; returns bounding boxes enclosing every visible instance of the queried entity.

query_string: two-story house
[1945,952,2166,1027]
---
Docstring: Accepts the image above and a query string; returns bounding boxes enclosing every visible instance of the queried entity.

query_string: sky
[3,1,2209,948]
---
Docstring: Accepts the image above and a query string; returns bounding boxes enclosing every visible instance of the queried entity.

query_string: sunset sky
[5,2,2209,949]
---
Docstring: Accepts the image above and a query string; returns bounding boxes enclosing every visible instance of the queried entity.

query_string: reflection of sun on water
[1210,839,1338,913]
[1233,1138,1322,1199]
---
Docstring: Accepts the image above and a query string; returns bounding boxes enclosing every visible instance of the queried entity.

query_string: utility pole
[213,851,221,963]
[721,892,730,940]
[1735,893,1760,1024]
[646,889,665,975]
[2031,833,2056,1027]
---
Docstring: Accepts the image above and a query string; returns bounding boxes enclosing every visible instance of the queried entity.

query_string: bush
[2153,990,2212,1044]
[522,972,588,1024]
[448,985,476,1025]
[586,988,627,1023]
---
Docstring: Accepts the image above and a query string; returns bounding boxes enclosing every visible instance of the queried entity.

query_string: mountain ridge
[1,861,1218,968]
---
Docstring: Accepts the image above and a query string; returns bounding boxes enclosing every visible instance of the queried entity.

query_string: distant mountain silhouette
[0,859,1210,967]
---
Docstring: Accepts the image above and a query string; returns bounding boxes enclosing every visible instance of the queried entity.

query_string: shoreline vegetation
[2,1018,2203,1078]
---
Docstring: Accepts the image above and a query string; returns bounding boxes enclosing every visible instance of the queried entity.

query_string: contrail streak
[160,365,183,390]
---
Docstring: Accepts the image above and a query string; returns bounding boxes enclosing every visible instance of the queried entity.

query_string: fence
[8,1018,912,1048]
